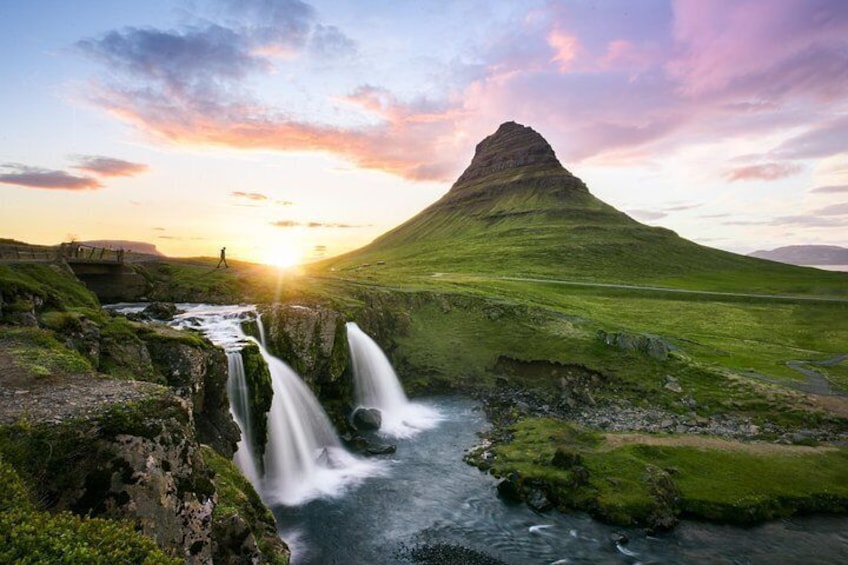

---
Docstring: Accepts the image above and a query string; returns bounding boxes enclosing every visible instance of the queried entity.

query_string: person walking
[217,246,229,268]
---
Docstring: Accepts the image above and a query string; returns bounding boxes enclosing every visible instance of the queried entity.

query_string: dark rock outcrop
[143,329,240,458]
[256,303,351,421]
[352,407,382,431]
[597,330,674,361]
[454,121,565,187]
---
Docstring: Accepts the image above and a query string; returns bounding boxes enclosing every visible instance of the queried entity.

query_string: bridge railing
[59,243,125,264]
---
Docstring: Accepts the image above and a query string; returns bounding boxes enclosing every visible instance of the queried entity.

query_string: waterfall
[256,313,267,347]
[259,347,380,506]
[227,351,261,486]
[166,304,382,507]
[346,322,441,438]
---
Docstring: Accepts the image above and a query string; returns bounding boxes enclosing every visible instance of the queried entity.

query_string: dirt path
[602,432,838,456]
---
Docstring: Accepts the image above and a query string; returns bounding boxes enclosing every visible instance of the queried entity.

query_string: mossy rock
[239,343,274,466]
[201,446,290,565]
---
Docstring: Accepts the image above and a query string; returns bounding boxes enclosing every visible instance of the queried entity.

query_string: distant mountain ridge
[749,245,848,265]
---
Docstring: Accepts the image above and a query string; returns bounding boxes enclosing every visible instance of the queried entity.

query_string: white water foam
[346,322,441,438]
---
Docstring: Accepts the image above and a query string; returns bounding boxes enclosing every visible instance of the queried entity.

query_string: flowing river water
[273,396,848,565]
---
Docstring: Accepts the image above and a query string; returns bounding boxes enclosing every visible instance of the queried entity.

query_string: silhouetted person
[217,246,229,268]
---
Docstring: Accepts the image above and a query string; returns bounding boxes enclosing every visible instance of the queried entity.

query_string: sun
[262,243,303,269]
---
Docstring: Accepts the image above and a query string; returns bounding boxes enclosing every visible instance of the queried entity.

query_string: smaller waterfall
[227,351,261,486]
[256,313,267,347]
[346,322,441,438]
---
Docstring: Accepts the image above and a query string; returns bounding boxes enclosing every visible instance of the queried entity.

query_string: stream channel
[274,396,848,565]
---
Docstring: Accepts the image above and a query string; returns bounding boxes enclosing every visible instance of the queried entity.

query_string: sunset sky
[2,0,847,265]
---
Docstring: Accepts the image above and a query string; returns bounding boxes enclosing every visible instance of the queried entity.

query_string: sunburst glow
[262,243,303,269]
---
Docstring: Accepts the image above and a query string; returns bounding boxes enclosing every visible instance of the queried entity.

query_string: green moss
[0,263,99,311]
[239,344,274,465]
[200,446,289,565]
[1,457,179,565]
[136,324,208,348]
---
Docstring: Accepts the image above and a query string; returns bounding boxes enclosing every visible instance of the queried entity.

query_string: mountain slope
[321,122,846,295]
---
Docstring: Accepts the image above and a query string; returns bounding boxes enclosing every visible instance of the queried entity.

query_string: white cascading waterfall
[226,351,261,486]
[162,304,381,506]
[258,347,380,506]
[346,322,441,438]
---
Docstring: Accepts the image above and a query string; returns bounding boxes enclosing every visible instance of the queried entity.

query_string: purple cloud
[72,0,848,183]
[72,155,148,177]
[0,164,102,190]
[772,116,848,159]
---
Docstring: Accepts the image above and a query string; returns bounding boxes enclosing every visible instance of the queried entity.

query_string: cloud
[810,184,848,194]
[814,202,848,215]
[668,0,848,97]
[627,209,667,221]
[771,116,848,159]
[724,163,802,182]
[723,214,847,228]
[662,202,702,212]
[232,191,269,201]
[0,164,102,190]
[271,220,368,229]
[72,155,148,177]
[73,0,848,185]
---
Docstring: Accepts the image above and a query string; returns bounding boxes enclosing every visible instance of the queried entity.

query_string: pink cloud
[547,30,580,72]
[724,163,802,182]
[668,0,848,97]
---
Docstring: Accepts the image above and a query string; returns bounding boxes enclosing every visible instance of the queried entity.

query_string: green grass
[487,418,848,526]
[0,326,92,376]
[0,263,99,311]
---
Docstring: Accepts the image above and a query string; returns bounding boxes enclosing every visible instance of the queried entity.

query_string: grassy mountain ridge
[319,124,846,296]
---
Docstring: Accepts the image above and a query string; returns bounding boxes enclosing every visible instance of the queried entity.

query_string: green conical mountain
[323,122,846,294]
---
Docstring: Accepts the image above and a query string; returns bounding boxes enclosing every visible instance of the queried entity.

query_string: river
[272,397,848,565]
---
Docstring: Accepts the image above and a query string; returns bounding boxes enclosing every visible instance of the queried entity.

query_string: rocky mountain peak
[453,121,565,187]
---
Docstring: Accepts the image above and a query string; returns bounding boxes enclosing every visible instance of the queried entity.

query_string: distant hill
[80,240,164,256]
[320,121,846,294]
[749,245,848,266]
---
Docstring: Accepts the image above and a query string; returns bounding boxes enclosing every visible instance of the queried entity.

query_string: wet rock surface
[398,542,509,565]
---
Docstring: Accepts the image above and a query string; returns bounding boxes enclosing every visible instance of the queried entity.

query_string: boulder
[551,447,582,470]
[352,407,382,431]
[496,472,523,502]
[526,488,553,512]
[142,302,179,321]
[597,330,674,361]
